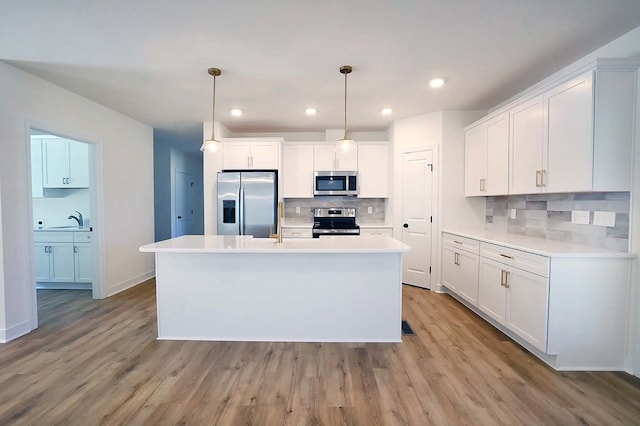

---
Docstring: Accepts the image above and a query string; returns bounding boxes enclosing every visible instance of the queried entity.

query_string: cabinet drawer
[361,227,393,236]
[34,232,74,243]
[442,233,479,254]
[281,227,312,239]
[480,242,549,277]
[73,232,92,243]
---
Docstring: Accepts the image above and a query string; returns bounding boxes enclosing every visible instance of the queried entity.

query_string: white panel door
[48,243,75,282]
[223,142,252,169]
[74,243,93,282]
[283,145,314,198]
[174,171,190,237]
[457,250,479,305]
[509,96,544,194]
[485,112,509,195]
[250,142,280,169]
[441,245,458,291]
[358,144,389,198]
[335,146,358,170]
[67,140,89,188]
[313,145,336,170]
[401,150,433,289]
[43,139,68,188]
[34,243,51,281]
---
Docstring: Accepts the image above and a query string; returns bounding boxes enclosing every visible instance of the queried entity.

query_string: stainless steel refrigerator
[217,171,277,238]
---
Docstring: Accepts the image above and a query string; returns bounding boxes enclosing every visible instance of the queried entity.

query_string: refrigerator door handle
[239,187,246,235]
[237,188,243,235]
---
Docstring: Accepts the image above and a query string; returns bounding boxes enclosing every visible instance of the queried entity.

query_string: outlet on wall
[295,206,300,214]
[593,211,616,227]
[571,210,590,225]
[368,206,373,214]
[509,208,517,219]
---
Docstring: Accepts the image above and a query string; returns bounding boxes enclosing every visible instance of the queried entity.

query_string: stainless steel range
[312,207,360,238]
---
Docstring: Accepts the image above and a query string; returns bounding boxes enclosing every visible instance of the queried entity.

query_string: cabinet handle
[480,178,486,192]
[540,170,546,187]
[74,246,78,253]
[500,270,508,287]
[454,252,460,265]
[499,253,513,259]
[504,271,510,288]
[453,240,462,244]
[535,170,541,188]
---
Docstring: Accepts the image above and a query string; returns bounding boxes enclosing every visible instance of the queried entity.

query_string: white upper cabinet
[357,144,389,198]
[509,96,544,194]
[467,59,638,196]
[43,139,89,188]
[222,139,281,170]
[282,144,314,198]
[465,111,509,196]
[313,145,357,171]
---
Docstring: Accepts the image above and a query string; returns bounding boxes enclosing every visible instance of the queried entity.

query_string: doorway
[401,149,436,289]
[28,128,100,326]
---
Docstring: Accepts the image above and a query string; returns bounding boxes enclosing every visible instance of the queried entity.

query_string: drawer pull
[453,240,462,244]
[499,253,513,259]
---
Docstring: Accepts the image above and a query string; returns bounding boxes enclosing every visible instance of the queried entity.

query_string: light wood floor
[1,280,639,425]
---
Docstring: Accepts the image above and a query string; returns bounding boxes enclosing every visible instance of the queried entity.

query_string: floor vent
[401,320,415,336]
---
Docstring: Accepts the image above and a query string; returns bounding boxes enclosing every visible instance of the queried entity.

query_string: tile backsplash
[486,192,630,251]
[284,198,386,225]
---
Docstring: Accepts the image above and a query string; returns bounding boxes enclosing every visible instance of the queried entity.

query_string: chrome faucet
[68,210,84,228]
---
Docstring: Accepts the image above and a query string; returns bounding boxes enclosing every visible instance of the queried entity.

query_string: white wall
[33,189,91,228]
[0,61,155,342]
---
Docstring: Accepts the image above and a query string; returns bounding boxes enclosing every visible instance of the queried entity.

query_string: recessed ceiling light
[230,109,242,117]
[429,78,446,88]
[305,107,317,116]
[381,107,393,115]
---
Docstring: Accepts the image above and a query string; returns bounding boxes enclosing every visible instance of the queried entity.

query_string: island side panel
[154,251,402,342]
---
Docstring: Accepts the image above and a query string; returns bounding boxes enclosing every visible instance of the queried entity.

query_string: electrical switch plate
[571,210,590,225]
[593,211,616,227]
[295,206,300,214]
[368,206,373,214]
[509,208,517,219]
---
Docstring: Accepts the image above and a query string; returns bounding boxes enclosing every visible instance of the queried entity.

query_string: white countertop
[140,235,410,254]
[34,227,91,232]
[443,229,634,258]
[281,221,392,229]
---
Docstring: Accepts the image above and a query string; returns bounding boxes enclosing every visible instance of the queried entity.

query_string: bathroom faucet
[68,210,84,227]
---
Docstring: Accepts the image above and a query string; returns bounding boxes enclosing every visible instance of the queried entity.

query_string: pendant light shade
[200,67,222,153]
[337,65,356,152]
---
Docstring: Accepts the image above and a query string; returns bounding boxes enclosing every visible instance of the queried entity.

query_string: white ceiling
[2,1,640,141]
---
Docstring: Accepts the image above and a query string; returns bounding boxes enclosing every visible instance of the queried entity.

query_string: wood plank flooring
[1,280,639,425]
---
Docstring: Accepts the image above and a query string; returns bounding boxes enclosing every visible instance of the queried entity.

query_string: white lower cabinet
[441,233,479,306]
[34,231,92,286]
[443,231,631,370]
[281,226,312,239]
[360,227,393,237]
[478,256,548,352]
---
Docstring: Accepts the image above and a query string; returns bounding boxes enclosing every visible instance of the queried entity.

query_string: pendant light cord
[211,73,216,140]
[343,70,348,140]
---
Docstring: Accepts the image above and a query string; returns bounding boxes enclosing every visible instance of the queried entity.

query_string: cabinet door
[74,243,93,282]
[457,250,479,306]
[441,246,459,292]
[67,140,90,188]
[313,145,336,170]
[545,71,594,193]
[465,125,487,196]
[506,267,548,352]
[478,258,507,324]
[485,112,509,195]
[250,142,280,169]
[283,145,314,198]
[223,142,252,169]
[509,96,544,194]
[43,139,69,188]
[34,243,51,281]
[48,243,75,282]
[358,145,389,198]
[335,146,358,170]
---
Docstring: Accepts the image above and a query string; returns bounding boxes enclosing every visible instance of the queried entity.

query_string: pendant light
[336,65,356,152]
[200,67,222,153]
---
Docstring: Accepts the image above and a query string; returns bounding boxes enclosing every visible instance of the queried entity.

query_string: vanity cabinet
[34,231,92,285]
[282,144,314,198]
[442,230,632,370]
[441,233,479,306]
[313,145,357,171]
[465,111,509,196]
[223,139,280,170]
[42,138,89,188]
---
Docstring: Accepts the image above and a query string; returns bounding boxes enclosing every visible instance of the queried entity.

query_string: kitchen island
[139,235,410,342]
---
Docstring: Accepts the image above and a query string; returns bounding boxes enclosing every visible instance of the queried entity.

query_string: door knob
[177,216,182,219]
[403,223,409,228]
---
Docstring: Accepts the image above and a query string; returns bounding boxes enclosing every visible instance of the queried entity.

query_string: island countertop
[140,234,410,254]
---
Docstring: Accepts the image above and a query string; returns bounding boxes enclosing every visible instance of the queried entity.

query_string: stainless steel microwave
[314,171,358,196]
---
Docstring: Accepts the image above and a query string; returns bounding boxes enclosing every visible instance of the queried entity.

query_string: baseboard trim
[105,270,155,298]
[0,320,32,343]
